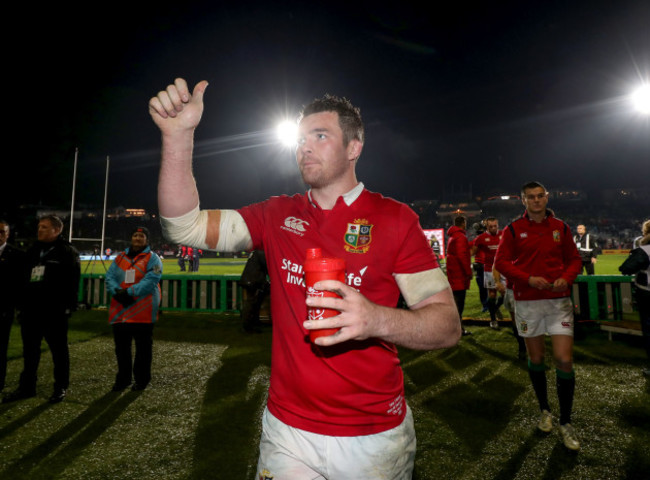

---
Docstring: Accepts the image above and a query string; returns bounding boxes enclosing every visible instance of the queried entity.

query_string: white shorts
[483,271,497,289]
[503,288,515,313]
[256,406,416,479]
[514,297,574,337]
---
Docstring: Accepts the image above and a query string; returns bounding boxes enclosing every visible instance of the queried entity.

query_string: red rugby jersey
[473,230,502,267]
[238,187,439,436]
[494,211,582,301]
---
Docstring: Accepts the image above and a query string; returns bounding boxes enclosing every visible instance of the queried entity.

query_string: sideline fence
[79,274,641,330]
[573,275,642,338]
[573,275,635,322]
[79,274,243,313]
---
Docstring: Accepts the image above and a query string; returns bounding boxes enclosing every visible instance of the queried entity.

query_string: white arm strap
[160,205,251,252]
[395,268,450,307]
[217,209,252,251]
[160,205,209,249]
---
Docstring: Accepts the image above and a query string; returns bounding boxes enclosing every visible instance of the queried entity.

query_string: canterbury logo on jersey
[281,216,310,236]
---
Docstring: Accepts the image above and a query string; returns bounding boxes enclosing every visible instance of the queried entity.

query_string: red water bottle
[304,248,346,342]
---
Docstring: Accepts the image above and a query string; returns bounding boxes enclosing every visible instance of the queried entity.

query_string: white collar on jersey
[308,182,364,208]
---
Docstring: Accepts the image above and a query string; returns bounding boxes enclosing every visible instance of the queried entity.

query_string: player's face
[486,220,499,235]
[296,111,360,189]
[37,219,61,243]
[577,225,586,235]
[522,187,548,215]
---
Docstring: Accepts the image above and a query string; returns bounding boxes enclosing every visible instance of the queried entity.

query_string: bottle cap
[305,248,322,260]
[305,249,345,272]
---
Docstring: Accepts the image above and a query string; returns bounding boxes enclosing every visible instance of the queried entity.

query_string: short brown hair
[521,181,547,196]
[39,214,64,231]
[299,94,364,146]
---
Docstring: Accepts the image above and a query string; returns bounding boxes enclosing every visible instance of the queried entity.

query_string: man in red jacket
[446,216,472,335]
[494,181,582,451]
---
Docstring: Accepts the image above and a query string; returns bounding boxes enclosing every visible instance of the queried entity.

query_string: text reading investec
[282,258,363,288]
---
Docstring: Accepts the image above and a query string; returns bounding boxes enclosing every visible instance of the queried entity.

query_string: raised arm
[149,78,253,253]
[149,78,208,218]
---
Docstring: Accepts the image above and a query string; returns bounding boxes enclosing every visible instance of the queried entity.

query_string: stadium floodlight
[631,84,650,114]
[276,120,298,147]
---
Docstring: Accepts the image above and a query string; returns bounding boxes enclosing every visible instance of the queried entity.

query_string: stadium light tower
[631,83,650,115]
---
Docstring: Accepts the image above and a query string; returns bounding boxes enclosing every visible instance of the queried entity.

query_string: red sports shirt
[494,211,582,301]
[473,230,502,267]
[238,187,439,436]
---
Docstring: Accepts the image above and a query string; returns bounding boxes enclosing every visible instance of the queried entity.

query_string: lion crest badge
[344,219,373,254]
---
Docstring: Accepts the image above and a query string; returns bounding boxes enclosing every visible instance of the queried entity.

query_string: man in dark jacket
[619,219,650,377]
[176,245,187,271]
[3,215,80,404]
[446,216,472,335]
[0,220,27,391]
[574,225,598,275]
[239,250,270,333]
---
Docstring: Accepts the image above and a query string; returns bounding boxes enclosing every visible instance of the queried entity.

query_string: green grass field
[0,309,648,479]
[81,256,250,276]
[83,253,629,277]
[2,253,645,479]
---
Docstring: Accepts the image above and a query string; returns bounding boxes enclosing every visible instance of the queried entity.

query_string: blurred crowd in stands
[414,188,648,251]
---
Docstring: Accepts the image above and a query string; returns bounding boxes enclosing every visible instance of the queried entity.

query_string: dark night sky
[6,0,649,215]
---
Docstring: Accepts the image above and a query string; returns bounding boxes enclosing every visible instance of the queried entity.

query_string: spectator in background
[239,250,270,334]
[0,220,27,392]
[619,219,650,377]
[430,237,441,260]
[3,215,80,404]
[632,231,645,249]
[446,216,472,336]
[573,225,598,275]
[187,246,195,272]
[192,247,202,272]
[105,226,163,391]
[177,245,187,271]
